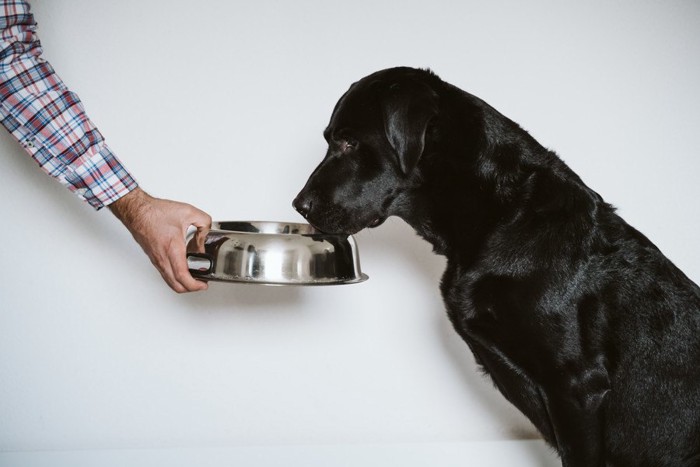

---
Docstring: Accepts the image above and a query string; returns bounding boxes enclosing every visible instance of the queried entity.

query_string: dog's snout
[293,195,313,218]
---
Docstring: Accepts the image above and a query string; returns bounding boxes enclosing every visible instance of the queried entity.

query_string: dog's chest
[442,263,540,322]
[440,263,558,366]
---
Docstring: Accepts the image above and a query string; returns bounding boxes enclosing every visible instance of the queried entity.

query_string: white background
[1,1,698,465]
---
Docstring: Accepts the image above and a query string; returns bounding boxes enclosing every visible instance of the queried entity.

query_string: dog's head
[293,67,439,234]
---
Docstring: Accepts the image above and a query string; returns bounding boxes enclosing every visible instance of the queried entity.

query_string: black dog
[293,67,700,466]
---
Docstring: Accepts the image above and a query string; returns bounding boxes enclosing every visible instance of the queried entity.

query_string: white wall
[1,0,698,462]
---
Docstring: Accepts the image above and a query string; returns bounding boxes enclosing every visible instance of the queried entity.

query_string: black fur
[293,67,700,466]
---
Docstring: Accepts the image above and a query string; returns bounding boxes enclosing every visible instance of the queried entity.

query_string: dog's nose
[293,195,312,218]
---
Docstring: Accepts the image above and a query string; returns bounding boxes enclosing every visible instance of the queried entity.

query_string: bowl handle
[186,253,213,275]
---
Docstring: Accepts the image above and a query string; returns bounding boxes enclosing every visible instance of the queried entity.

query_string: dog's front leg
[462,322,608,466]
[484,352,607,467]
[540,378,609,467]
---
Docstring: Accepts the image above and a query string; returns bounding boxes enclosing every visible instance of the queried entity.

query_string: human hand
[109,187,212,293]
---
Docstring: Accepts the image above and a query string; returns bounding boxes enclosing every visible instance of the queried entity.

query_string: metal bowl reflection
[186,221,368,286]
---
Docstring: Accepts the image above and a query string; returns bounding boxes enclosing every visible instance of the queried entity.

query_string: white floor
[0,440,560,467]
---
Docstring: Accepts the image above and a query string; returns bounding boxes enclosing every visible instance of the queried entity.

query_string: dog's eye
[327,128,358,153]
[340,138,358,153]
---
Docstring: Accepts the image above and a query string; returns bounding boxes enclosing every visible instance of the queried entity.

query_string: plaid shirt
[0,0,137,209]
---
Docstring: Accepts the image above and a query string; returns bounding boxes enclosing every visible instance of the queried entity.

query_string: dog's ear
[381,81,438,174]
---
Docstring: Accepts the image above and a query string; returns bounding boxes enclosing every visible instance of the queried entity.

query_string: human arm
[0,0,136,208]
[0,1,210,292]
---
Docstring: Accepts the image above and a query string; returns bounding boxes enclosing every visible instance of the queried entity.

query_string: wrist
[109,187,151,227]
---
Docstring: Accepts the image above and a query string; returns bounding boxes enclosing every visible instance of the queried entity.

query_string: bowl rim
[208,220,353,239]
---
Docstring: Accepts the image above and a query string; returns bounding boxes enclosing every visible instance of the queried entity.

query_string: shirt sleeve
[0,0,137,210]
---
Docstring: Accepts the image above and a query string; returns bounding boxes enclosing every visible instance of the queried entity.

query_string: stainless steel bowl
[185,221,368,286]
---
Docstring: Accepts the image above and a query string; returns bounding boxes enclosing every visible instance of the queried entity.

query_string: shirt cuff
[66,144,139,210]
